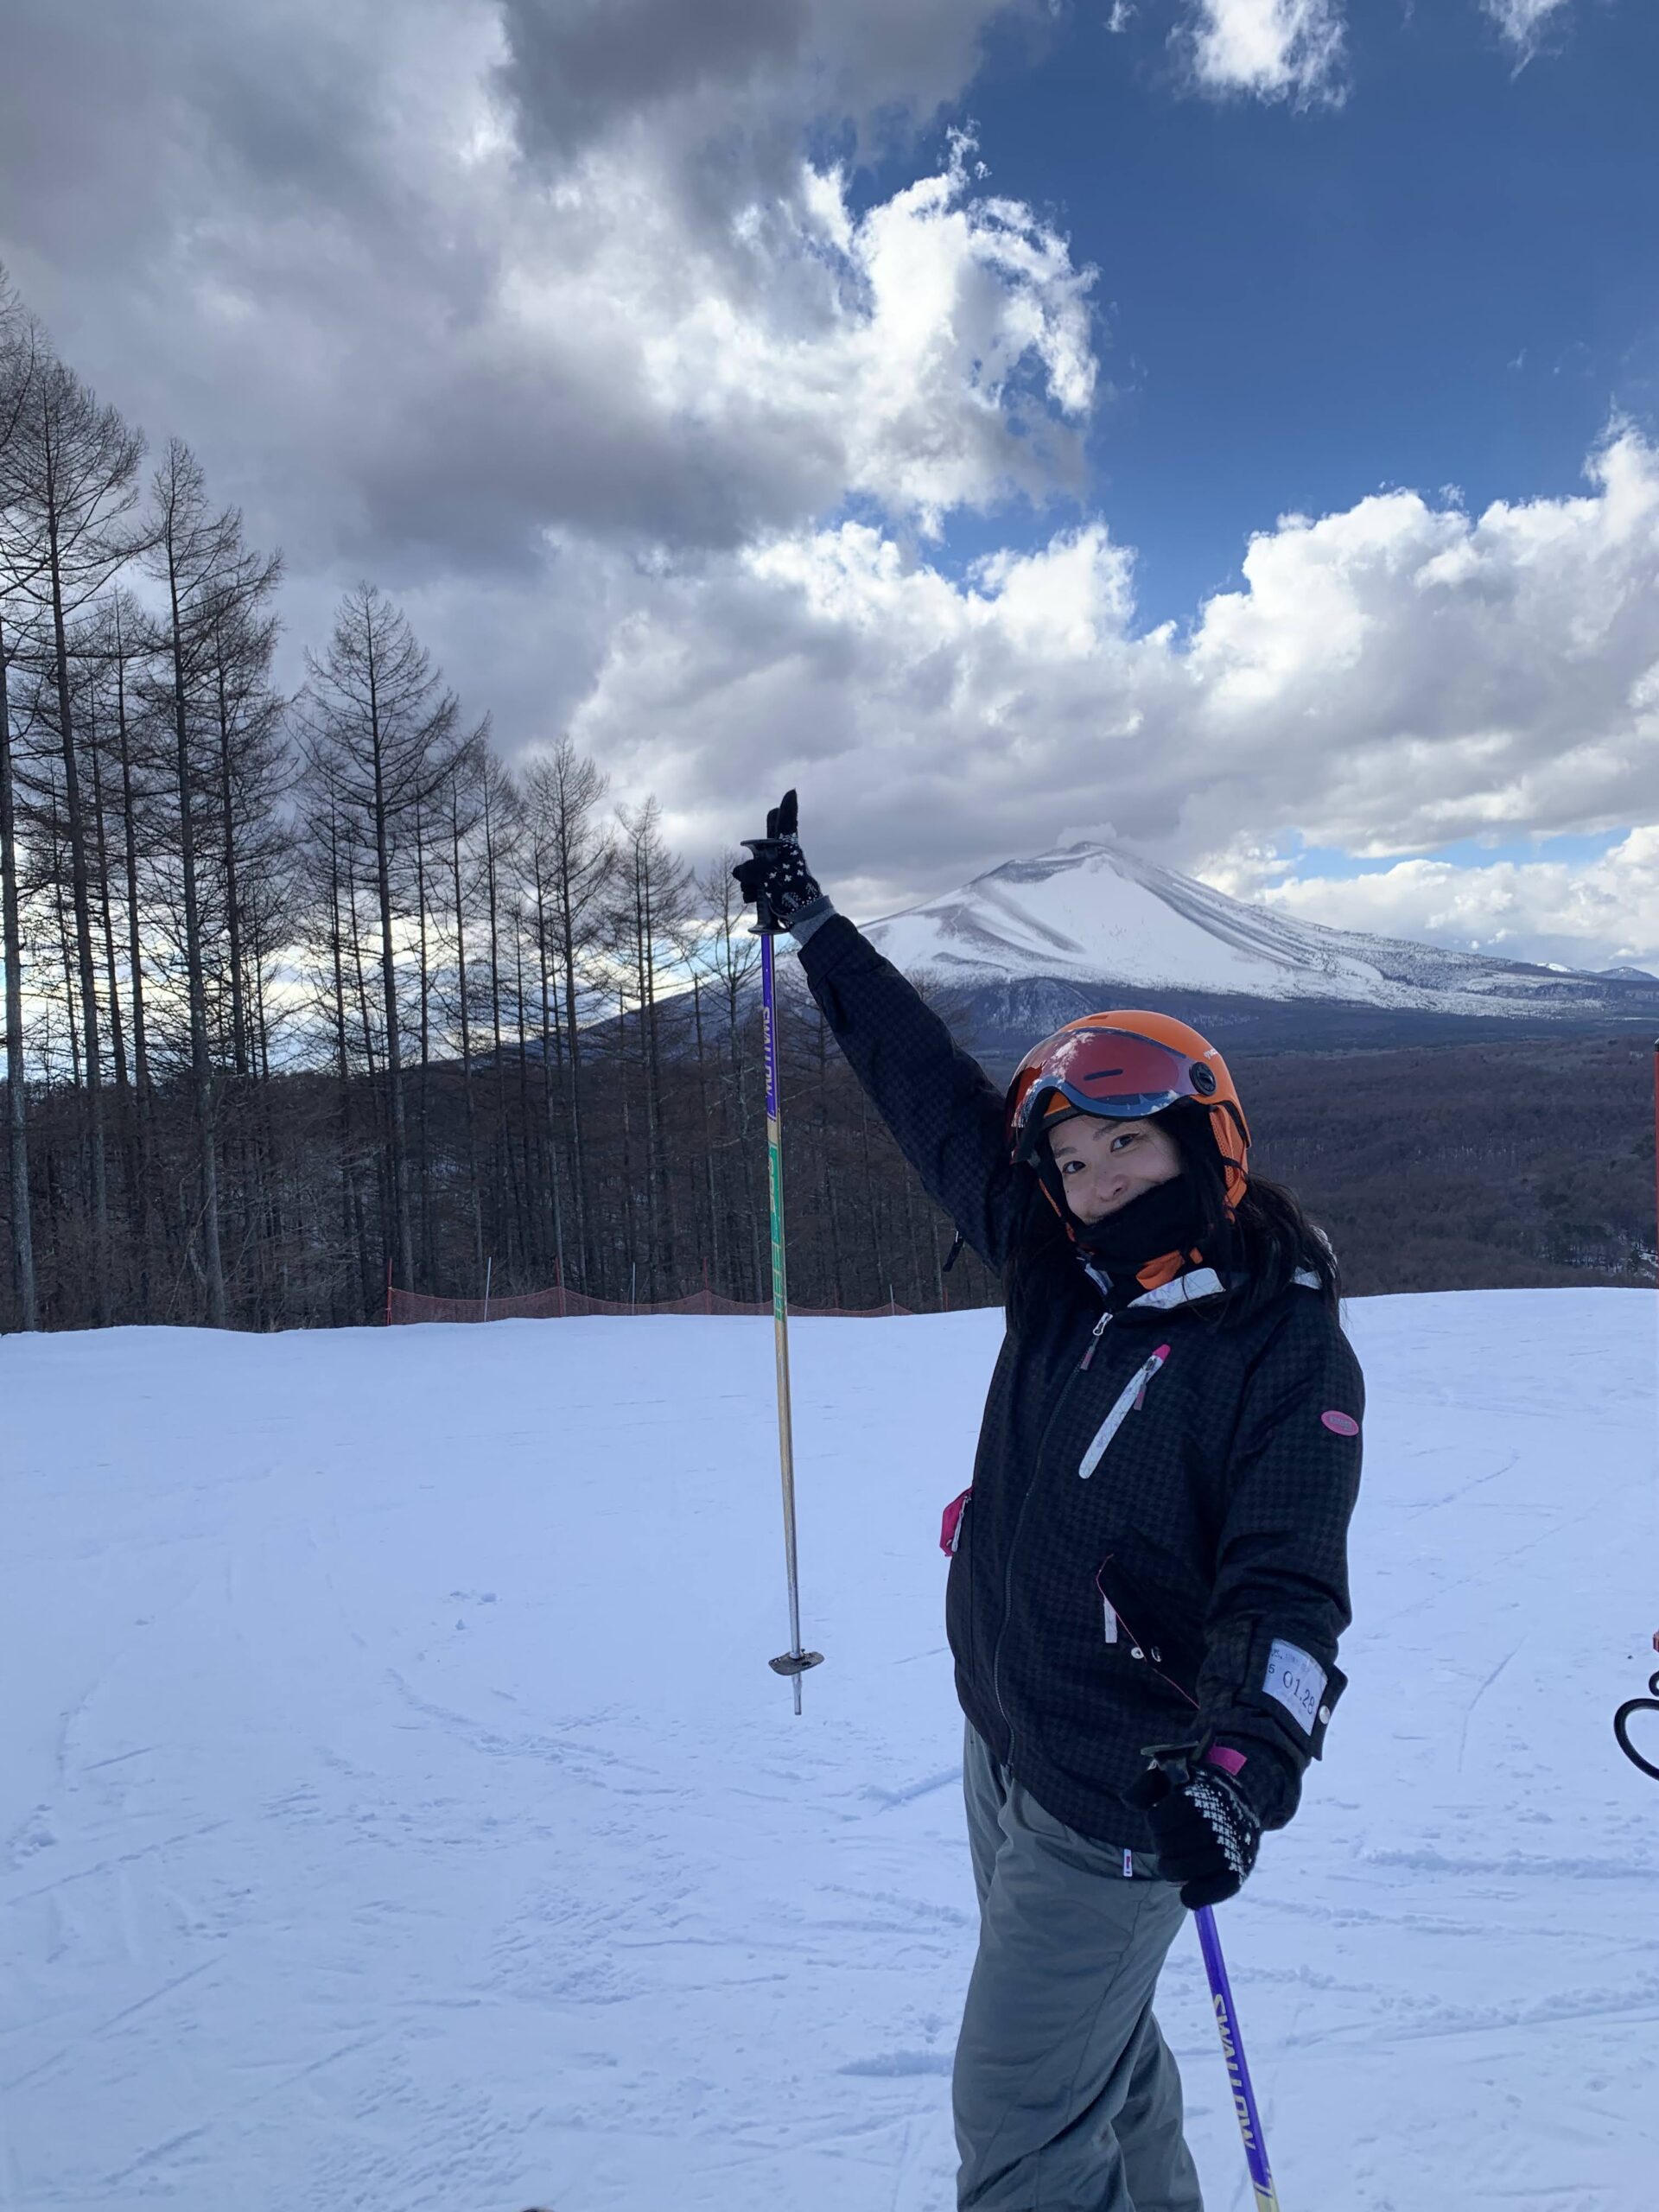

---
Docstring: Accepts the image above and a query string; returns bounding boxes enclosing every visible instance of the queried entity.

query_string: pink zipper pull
[1079,1312,1111,1370]
[1133,1344,1172,1408]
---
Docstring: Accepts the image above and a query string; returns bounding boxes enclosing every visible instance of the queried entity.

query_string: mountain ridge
[856,839,1659,1057]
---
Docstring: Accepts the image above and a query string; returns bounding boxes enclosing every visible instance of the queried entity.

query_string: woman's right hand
[733,788,824,931]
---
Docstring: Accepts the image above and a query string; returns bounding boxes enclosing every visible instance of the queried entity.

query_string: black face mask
[1068,1172,1210,1273]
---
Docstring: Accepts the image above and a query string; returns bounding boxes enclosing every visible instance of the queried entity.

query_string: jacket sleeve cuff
[787,894,836,945]
[1209,1732,1303,1832]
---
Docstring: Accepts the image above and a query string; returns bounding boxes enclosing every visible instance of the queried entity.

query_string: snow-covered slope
[4,1303,1657,2210]
[864,841,1659,1023]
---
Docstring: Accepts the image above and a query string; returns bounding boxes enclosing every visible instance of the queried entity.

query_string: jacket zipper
[1077,1344,1171,1479]
[1079,1311,1112,1370]
[991,1306,1116,1762]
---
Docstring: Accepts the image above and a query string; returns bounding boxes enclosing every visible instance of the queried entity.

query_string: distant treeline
[4,938,1651,1331]
[1235,1031,1655,1295]
[3,271,971,1330]
[1,276,1651,1332]
[4,961,1027,1331]
[0,269,1001,1332]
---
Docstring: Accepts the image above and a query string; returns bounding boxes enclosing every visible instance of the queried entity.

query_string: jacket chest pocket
[1077,1344,1171,1479]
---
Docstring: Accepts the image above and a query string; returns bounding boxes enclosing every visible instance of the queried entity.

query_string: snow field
[3,1292,1657,2210]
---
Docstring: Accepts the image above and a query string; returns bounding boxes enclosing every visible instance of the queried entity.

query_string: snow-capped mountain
[861,840,1659,1054]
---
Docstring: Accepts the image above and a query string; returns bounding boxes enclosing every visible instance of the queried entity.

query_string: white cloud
[626,136,1098,540]
[1480,0,1575,61]
[556,426,1659,964]
[561,520,1160,902]
[1177,426,1659,855]
[1178,0,1348,105]
[1245,830,1659,974]
[3,0,1655,981]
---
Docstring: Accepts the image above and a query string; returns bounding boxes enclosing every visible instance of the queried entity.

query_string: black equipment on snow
[1614,1637,1659,1782]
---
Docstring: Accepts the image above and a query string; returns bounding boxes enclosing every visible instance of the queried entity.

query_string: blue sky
[876,0,1659,625]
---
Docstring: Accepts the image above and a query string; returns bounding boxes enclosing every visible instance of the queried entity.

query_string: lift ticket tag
[1264,1639,1326,1734]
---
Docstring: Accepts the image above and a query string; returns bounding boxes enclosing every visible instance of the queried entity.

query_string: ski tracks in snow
[3,1300,1656,2209]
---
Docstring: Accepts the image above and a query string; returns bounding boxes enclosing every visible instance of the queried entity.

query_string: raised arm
[734,793,1022,1271]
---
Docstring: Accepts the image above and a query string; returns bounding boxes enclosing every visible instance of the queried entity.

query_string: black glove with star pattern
[733,788,824,935]
[1128,1742,1263,1909]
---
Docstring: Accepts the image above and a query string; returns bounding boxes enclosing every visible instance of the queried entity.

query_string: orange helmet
[1005,1009,1251,1212]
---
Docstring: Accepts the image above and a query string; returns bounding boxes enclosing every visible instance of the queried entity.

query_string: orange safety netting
[387,1284,912,1324]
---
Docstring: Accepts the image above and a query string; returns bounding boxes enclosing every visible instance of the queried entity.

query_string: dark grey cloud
[0,0,1076,658]
[496,0,809,158]
[0,0,1100,802]
[494,0,1031,166]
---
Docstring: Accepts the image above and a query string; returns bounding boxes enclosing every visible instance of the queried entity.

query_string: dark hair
[1002,1097,1340,1336]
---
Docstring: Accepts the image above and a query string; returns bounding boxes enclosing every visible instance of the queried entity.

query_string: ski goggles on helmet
[1006,1026,1224,1166]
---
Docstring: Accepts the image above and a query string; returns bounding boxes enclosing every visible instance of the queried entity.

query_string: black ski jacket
[798,913,1364,1853]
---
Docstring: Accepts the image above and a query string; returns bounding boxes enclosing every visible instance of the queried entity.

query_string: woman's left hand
[1129,1747,1262,1909]
[733,788,823,931]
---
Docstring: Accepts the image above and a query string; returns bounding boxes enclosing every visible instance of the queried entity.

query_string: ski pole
[1195,1904,1281,2211]
[755,906,823,1713]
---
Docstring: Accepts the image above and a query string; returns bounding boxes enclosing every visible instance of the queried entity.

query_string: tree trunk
[512,916,537,1276]
[327,811,355,1325]
[43,439,110,1320]
[49,802,81,1090]
[165,545,227,1326]
[531,857,567,1297]
[0,620,38,1328]
[556,861,590,1287]
[361,639,414,1290]
[413,803,434,1285]
[213,635,250,1078]
[86,698,134,1310]
[480,793,521,1275]
[113,637,155,1316]
[450,792,482,1274]
[689,974,720,1296]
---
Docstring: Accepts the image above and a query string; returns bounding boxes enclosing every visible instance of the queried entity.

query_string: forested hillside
[2,280,1651,1334]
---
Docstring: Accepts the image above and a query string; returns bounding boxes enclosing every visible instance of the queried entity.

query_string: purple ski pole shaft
[758,926,822,1712]
[1195,1904,1281,2210]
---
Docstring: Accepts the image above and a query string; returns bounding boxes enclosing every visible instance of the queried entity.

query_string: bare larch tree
[299,584,482,1292]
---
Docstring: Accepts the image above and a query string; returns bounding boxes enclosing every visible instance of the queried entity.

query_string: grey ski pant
[954,1723,1204,2212]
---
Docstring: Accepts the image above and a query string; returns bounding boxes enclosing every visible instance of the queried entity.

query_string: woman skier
[735,792,1364,2212]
